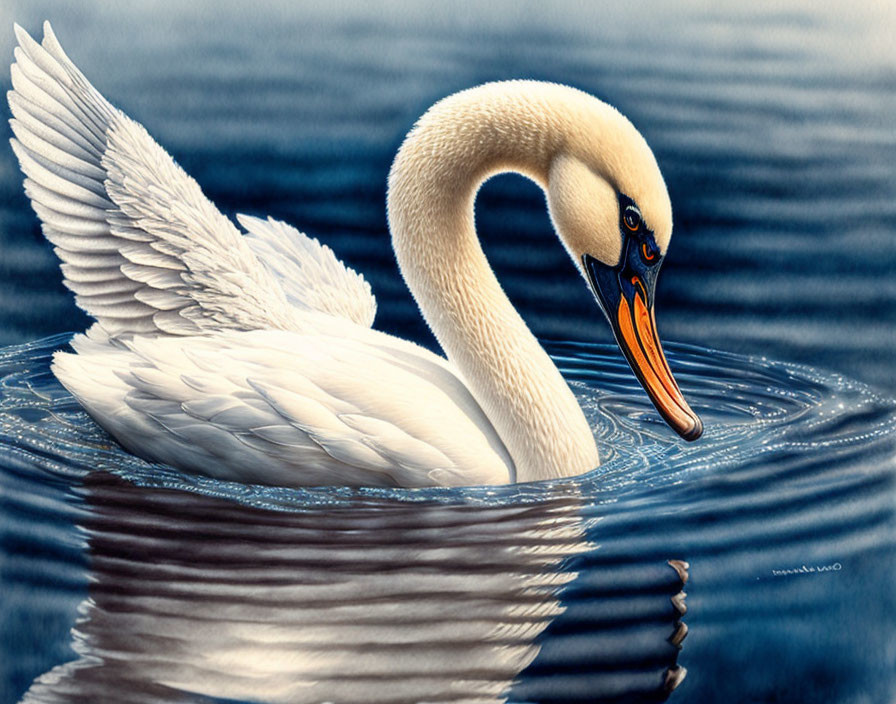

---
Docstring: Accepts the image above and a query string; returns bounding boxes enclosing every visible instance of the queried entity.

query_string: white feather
[8,23,689,487]
[239,214,376,327]
[8,22,374,338]
[56,326,514,487]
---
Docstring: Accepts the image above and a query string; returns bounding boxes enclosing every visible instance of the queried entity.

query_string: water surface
[1,336,894,703]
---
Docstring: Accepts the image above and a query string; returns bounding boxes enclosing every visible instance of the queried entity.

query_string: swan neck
[387,83,600,482]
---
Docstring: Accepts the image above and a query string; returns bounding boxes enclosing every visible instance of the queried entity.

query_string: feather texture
[8,21,375,337]
[3,23,679,487]
[240,214,376,327]
[56,326,514,487]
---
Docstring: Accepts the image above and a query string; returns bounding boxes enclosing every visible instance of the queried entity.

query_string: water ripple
[0,336,893,703]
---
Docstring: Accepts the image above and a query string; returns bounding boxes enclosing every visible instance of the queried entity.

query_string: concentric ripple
[1,335,894,704]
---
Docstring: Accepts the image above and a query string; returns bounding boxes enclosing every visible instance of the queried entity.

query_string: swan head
[547,122,703,442]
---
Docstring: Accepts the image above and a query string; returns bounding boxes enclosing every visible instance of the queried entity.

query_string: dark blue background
[1,0,894,393]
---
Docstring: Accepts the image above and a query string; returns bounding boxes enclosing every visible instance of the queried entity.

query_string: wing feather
[239,214,377,328]
[9,22,375,335]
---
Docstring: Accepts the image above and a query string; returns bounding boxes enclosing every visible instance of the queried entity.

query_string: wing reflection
[23,473,687,703]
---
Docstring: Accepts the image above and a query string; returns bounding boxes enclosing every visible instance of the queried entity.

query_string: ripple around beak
[582,253,703,441]
[6,334,895,703]
[615,292,704,441]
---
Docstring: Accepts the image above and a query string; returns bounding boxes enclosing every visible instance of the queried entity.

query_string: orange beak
[615,277,703,440]
[583,252,703,442]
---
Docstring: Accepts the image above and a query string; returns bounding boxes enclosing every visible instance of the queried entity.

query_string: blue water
[1,1,895,703]
[1,336,894,703]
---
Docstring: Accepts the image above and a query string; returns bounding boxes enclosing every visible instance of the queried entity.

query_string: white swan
[7,22,701,488]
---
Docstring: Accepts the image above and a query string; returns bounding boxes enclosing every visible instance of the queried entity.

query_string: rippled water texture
[1,336,894,703]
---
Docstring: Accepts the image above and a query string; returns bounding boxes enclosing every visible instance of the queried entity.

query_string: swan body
[8,22,700,487]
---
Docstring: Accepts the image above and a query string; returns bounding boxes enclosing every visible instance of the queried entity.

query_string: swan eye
[641,241,658,263]
[623,206,641,232]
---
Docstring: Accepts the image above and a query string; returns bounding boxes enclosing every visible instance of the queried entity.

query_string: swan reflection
[23,473,687,703]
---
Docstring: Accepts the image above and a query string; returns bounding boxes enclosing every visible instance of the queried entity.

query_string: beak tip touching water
[582,253,704,443]
[677,414,703,442]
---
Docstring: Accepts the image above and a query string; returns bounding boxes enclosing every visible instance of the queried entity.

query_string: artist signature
[770,562,842,577]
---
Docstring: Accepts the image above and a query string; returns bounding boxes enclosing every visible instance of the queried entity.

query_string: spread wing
[8,22,375,335]
[53,325,514,488]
